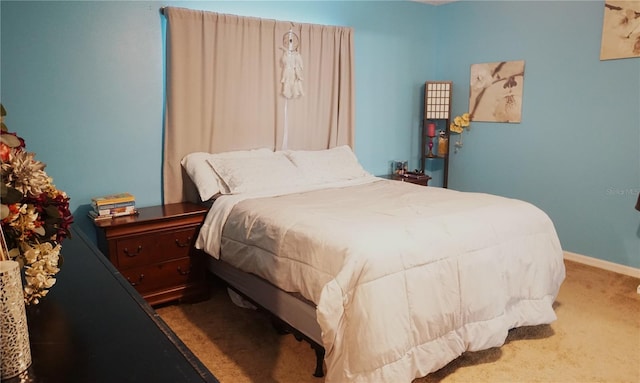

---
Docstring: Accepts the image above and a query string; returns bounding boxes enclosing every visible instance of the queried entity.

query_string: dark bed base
[221,281,326,378]
[269,311,326,377]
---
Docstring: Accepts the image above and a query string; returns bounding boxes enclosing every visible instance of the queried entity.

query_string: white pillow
[284,145,370,184]
[181,148,273,201]
[207,153,306,194]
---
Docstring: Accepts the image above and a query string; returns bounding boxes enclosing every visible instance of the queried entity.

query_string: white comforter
[196,178,566,382]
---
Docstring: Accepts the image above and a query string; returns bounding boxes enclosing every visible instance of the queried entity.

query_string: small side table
[388,173,431,186]
[93,202,210,306]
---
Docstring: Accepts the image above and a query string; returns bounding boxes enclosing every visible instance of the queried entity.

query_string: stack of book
[89,192,137,221]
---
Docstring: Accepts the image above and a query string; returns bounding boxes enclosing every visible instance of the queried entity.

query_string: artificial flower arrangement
[449,112,471,152]
[0,104,73,304]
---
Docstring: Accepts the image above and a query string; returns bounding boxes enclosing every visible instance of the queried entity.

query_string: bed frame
[207,257,326,377]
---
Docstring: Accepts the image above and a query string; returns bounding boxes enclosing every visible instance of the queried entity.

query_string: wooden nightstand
[390,173,431,186]
[94,202,210,306]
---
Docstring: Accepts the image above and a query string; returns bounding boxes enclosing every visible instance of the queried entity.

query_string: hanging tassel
[281,50,304,99]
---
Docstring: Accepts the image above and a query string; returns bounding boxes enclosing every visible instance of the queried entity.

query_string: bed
[181,146,566,383]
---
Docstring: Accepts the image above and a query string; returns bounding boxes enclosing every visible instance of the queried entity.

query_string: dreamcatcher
[280,28,303,149]
[280,29,303,99]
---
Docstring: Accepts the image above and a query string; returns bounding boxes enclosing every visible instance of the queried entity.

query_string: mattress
[196,178,566,382]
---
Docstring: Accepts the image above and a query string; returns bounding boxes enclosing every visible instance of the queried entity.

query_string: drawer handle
[127,274,144,286]
[175,237,192,248]
[123,245,143,257]
[177,266,191,276]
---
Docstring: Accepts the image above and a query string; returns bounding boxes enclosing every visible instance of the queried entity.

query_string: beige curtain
[163,7,354,203]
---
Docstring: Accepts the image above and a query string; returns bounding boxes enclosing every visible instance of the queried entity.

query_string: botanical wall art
[468,60,525,123]
[600,0,640,60]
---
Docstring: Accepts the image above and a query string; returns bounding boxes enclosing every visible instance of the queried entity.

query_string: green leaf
[42,224,58,239]
[44,205,61,219]
[0,184,24,204]
[0,133,20,147]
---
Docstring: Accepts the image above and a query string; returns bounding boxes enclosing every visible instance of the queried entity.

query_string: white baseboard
[563,251,640,279]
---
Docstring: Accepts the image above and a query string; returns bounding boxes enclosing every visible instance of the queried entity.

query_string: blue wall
[437,1,640,269]
[1,1,638,268]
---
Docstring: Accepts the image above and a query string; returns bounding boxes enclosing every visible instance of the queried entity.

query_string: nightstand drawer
[154,228,198,263]
[115,236,155,268]
[121,257,200,294]
[114,228,198,268]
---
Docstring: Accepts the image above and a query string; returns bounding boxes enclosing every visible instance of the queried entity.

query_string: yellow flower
[449,112,471,152]
[450,112,471,134]
[460,113,470,127]
[449,123,463,134]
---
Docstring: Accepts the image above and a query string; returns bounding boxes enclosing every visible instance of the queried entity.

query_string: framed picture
[600,1,640,60]
[468,60,525,123]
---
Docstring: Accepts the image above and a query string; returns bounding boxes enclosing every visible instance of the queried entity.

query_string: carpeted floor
[156,260,640,383]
